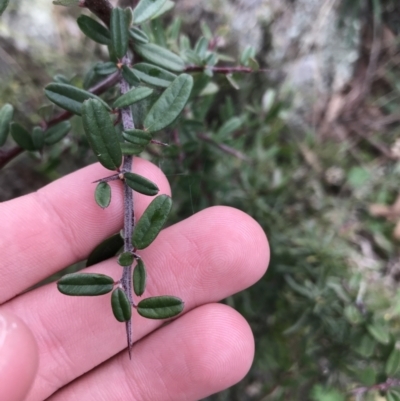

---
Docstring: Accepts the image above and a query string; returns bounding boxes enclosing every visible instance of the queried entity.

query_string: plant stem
[120,56,135,359]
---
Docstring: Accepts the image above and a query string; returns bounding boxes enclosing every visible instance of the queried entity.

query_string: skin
[0,159,269,401]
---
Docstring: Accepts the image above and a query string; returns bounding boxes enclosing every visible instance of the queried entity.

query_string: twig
[185,65,263,74]
[197,132,250,162]
[352,378,400,395]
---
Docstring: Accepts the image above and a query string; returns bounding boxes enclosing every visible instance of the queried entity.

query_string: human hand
[0,159,269,401]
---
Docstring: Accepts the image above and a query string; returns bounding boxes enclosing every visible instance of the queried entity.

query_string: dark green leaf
[94,62,118,76]
[82,99,122,170]
[118,252,134,266]
[86,233,124,267]
[113,87,153,109]
[32,127,45,150]
[124,172,159,196]
[44,121,71,145]
[77,15,111,45]
[133,63,176,88]
[120,142,145,156]
[110,7,130,59]
[44,83,110,116]
[216,117,243,139]
[121,66,141,86]
[122,129,152,146]
[133,43,185,72]
[133,259,146,296]
[95,182,112,209]
[10,123,35,151]
[137,296,183,319]
[226,74,239,90]
[129,27,149,44]
[132,0,167,24]
[0,0,10,16]
[0,103,13,146]
[111,288,132,322]
[57,273,114,296]
[386,349,400,376]
[144,74,193,132]
[388,390,400,401]
[132,194,172,249]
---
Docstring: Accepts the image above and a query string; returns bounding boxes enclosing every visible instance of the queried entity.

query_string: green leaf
[111,288,132,322]
[82,99,122,170]
[129,27,149,44]
[44,121,71,145]
[133,63,176,88]
[57,273,114,296]
[144,74,193,132]
[0,0,10,16]
[120,142,145,156]
[355,334,376,358]
[124,172,159,196]
[94,62,118,76]
[95,182,112,209]
[32,127,45,150]
[132,194,172,249]
[216,117,243,139]
[386,348,400,376]
[10,123,35,151]
[44,83,110,116]
[133,43,185,72]
[110,7,130,59]
[0,103,13,146]
[86,233,124,267]
[226,74,240,90]
[194,37,209,60]
[367,323,391,345]
[248,57,259,72]
[132,0,167,24]
[77,15,111,45]
[118,252,134,267]
[388,390,400,401]
[151,0,174,19]
[122,129,152,146]
[53,74,70,84]
[138,296,183,319]
[53,0,79,6]
[121,66,141,86]
[113,87,154,109]
[133,259,146,296]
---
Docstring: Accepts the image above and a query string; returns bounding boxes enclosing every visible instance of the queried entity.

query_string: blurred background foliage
[2,0,400,400]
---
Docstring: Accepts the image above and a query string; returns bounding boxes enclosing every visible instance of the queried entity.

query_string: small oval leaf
[132,194,172,249]
[10,123,35,151]
[133,63,176,88]
[44,83,110,116]
[144,74,193,132]
[86,233,124,267]
[77,15,111,45]
[95,182,112,209]
[110,7,130,59]
[129,27,149,44]
[94,62,118,76]
[137,296,183,319]
[133,43,185,72]
[82,99,122,170]
[132,0,167,24]
[367,323,391,345]
[120,142,145,156]
[133,259,147,296]
[57,273,114,296]
[122,129,152,146]
[111,288,132,322]
[0,103,14,146]
[125,172,159,196]
[113,87,153,109]
[121,66,141,86]
[32,127,45,150]
[44,121,71,145]
[118,252,134,267]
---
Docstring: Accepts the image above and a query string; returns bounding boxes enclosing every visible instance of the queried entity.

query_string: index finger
[0,160,171,304]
